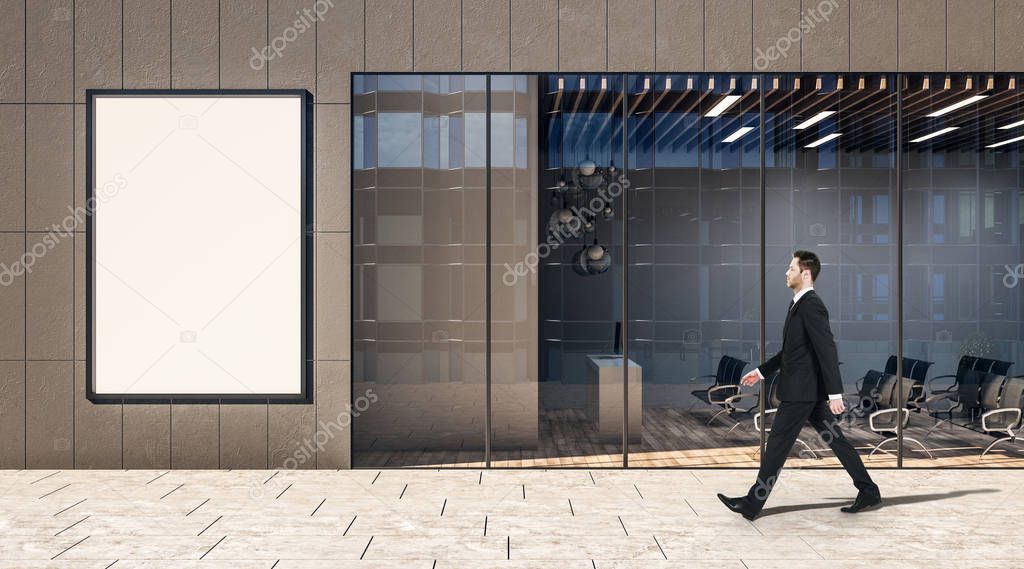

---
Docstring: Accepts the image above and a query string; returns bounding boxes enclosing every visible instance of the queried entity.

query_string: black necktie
[782,299,795,351]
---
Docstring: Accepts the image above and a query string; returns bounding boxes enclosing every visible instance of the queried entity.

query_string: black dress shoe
[717,493,759,521]
[840,491,882,513]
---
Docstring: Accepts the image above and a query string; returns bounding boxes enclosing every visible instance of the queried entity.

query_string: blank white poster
[90,94,306,397]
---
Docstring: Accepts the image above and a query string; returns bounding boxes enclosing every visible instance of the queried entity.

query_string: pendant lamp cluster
[547,158,615,276]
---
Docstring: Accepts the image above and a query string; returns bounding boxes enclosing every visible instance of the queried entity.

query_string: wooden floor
[354,405,1024,468]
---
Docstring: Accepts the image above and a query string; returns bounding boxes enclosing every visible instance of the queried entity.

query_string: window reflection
[905,73,1024,467]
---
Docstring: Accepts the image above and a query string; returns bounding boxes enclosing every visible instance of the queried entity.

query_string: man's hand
[828,398,845,414]
[740,370,761,387]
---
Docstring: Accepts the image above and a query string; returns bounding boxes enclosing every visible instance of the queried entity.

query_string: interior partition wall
[352,72,1024,469]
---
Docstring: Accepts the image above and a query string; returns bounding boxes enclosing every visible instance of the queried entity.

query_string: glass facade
[353,72,1024,468]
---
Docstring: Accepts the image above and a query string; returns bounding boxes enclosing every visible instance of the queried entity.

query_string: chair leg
[725,422,742,435]
[924,418,947,439]
[932,401,961,423]
[796,438,819,460]
[902,437,934,459]
[706,408,730,426]
[981,436,1019,458]
[869,437,897,457]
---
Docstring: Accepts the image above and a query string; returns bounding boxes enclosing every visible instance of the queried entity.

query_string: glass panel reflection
[352,75,489,467]
[489,76,542,466]
[536,74,625,467]
[764,74,899,469]
[626,74,762,467]
[904,73,1024,467]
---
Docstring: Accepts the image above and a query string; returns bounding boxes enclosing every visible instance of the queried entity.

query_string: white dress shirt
[754,286,842,401]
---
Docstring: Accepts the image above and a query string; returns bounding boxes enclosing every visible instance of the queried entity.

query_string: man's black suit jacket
[759,289,843,402]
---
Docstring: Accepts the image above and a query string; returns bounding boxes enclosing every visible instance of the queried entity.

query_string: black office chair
[690,355,748,426]
[924,355,1013,421]
[980,375,1024,458]
[881,355,934,410]
[855,370,934,459]
[925,368,988,438]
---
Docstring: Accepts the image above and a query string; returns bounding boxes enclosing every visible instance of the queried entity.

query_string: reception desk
[585,355,642,443]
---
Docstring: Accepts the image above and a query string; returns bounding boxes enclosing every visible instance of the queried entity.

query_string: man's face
[786,257,806,290]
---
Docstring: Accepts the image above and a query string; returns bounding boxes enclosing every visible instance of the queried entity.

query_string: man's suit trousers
[745,400,879,511]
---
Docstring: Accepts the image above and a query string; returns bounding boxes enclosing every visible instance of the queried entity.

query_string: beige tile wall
[0,0,1017,469]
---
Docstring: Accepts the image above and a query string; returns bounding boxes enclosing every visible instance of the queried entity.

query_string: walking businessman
[718,250,881,520]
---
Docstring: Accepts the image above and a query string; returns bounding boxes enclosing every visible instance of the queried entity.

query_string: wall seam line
[268,0,272,88]
[120,0,125,470]
[23,0,27,470]
[412,0,415,71]
[169,0,173,89]
[215,0,221,471]
[262,0,266,468]
[167,0,173,469]
[72,0,77,470]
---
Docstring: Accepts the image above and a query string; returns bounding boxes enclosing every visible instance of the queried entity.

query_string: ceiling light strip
[792,110,836,130]
[804,132,842,148]
[910,126,959,143]
[723,126,755,143]
[705,94,741,117]
[926,95,988,117]
[987,135,1024,148]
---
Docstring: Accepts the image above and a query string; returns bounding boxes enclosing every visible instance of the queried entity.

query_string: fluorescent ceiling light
[926,95,988,117]
[705,94,741,117]
[987,134,1024,148]
[722,126,754,143]
[804,133,842,148]
[910,126,959,143]
[792,110,836,130]
[998,118,1024,130]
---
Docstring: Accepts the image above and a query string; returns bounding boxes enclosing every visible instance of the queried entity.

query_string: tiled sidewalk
[1,468,1022,568]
